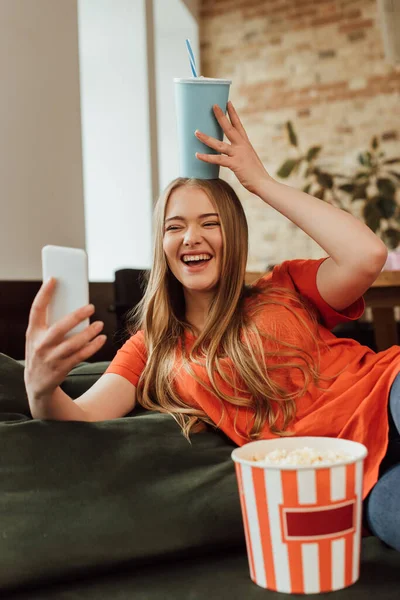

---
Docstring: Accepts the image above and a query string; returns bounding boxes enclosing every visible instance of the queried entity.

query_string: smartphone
[42,245,89,338]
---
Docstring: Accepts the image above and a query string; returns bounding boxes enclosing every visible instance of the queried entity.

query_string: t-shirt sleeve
[105,330,147,387]
[258,257,365,330]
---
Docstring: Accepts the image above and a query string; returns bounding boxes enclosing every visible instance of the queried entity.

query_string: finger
[227,101,250,141]
[213,104,240,143]
[45,303,96,345]
[65,334,107,371]
[52,320,105,360]
[28,278,58,329]
[195,152,230,167]
[195,130,233,156]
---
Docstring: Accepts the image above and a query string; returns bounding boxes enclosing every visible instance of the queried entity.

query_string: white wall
[0,0,199,282]
[154,0,199,191]
[78,0,153,281]
[0,0,85,280]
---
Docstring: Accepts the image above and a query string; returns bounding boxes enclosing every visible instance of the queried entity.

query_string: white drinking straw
[185,38,198,77]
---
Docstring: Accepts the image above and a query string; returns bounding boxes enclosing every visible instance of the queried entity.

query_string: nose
[183,224,202,247]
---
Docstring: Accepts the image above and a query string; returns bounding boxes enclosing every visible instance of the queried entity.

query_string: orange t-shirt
[105,257,400,498]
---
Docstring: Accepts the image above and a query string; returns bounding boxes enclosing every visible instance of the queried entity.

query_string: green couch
[0,353,399,599]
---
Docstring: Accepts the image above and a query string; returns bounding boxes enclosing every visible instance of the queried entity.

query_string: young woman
[24,102,399,550]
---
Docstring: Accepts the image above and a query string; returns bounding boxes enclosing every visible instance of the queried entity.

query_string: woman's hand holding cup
[195,101,272,196]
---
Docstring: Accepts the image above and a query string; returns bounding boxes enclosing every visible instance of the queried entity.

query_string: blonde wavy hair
[127,177,343,442]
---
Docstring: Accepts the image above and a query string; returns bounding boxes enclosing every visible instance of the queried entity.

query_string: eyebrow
[164,212,219,223]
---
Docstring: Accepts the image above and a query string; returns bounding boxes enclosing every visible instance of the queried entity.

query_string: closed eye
[165,222,219,232]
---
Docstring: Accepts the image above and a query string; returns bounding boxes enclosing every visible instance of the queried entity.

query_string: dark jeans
[364,373,400,551]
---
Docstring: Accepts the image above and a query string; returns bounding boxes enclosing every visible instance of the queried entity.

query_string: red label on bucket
[281,499,356,541]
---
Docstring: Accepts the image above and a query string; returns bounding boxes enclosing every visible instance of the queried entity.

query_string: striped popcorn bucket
[231,437,368,594]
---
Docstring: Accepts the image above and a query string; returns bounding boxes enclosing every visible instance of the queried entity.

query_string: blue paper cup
[174,77,232,180]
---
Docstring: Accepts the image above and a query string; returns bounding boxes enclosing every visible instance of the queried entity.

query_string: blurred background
[0,0,399,359]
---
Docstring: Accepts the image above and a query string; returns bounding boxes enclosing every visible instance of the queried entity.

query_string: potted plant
[277,122,400,250]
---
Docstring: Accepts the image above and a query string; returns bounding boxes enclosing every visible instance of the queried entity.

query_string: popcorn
[251,446,355,466]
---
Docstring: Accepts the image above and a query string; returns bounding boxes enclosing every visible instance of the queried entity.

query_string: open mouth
[181,254,213,270]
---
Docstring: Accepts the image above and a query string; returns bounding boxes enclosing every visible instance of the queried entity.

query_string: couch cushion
[0,354,242,592]
[6,539,399,600]
[0,353,31,419]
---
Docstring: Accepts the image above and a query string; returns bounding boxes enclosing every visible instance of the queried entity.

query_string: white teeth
[182,253,211,263]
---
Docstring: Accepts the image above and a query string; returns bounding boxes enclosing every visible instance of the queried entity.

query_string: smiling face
[163,185,223,295]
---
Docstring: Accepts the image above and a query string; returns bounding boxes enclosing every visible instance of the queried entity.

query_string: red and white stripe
[235,461,364,594]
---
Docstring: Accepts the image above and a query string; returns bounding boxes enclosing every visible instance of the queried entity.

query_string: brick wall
[200,0,400,271]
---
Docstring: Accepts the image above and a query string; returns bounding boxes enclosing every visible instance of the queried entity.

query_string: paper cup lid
[174,77,232,84]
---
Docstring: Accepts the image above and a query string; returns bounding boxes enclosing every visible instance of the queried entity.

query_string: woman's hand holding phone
[24,277,107,407]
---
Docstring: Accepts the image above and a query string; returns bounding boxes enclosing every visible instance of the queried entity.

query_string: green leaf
[305,165,315,177]
[314,188,325,200]
[339,183,355,194]
[376,195,397,219]
[306,146,321,161]
[276,159,299,179]
[316,171,334,189]
[292,158,303,175]
[363,202,381,233]
[358,152,372,168]
[371,136,379,150]
[302,183,312,194]
[353,183,369,201]
[382,228,400,251]
[354,171,369,180]
[377,177,396,197]
[286,121,298,147]
[383,158,400,165]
